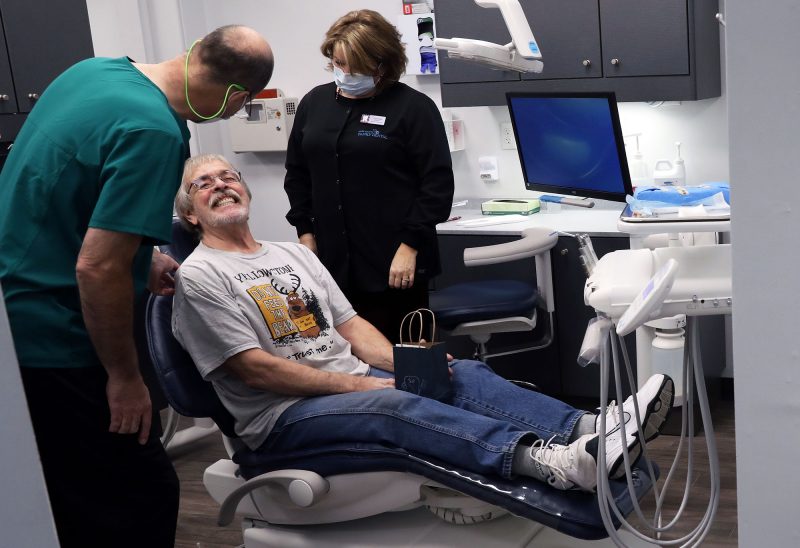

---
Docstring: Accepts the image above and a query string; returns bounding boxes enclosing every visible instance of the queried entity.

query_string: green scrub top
[0,57,190,368]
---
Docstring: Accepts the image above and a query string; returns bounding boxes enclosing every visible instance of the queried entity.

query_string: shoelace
[603,400,620,426]
[528,436,572,486]
[600,398,634,432]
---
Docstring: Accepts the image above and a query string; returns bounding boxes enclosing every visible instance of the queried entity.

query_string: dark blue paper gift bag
[393,309,451,401]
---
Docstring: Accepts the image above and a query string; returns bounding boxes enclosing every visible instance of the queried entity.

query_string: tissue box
[481,199,540,215]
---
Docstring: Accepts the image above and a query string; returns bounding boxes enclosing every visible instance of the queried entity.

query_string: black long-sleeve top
[284,82,455,292]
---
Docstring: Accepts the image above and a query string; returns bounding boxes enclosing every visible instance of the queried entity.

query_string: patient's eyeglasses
[187,169,242,194]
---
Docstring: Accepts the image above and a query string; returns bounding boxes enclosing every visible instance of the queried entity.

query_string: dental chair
[154,219,218,453]
[145,296,658,547]
[430,227,557,361]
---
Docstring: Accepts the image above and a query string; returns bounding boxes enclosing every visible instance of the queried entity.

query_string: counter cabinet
[433,233,637,402]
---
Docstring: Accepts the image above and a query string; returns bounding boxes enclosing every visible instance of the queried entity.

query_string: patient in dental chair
[171,154,674,493]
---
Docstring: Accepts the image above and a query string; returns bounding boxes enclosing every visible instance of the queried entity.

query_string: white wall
[727,1,800,545]
[85,0,148,60]
[88,0,727,243]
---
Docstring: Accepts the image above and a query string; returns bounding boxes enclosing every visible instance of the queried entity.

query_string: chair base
[205,459,431,526]
[242,508,545,547]
[468,311,555,362]
[240,509,656,547]
[163,415,218,456]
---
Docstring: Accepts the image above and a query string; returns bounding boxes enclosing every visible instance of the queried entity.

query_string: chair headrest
[145,294,237,438]
[160,218,199,263]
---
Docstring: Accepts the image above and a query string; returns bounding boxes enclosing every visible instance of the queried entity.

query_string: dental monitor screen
[506,92,633,202]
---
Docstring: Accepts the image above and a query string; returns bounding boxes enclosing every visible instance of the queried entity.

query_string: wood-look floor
[171,400,737,547]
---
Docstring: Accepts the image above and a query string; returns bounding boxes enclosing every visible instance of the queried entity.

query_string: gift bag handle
[399,308,437,345]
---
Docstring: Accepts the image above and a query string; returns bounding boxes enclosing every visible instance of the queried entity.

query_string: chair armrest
[463,227,557,266]
[217,469,330,526]
[463,227,557,312]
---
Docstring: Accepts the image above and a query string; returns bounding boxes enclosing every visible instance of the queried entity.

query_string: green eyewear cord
[184,39,246,120]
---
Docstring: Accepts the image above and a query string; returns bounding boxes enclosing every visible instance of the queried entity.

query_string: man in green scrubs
[0,25,273,548]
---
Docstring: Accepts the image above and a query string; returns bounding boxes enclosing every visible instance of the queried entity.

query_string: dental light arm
[434,0,544,73]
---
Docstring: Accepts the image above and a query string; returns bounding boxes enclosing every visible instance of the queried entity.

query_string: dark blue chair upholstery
[430,280,539,330]
[159,218,199,263]
[136,218,197,411]
[145,293,237,438]
[138,218,201,417]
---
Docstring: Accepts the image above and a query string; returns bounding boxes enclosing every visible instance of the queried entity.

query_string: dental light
[433,0,543,73]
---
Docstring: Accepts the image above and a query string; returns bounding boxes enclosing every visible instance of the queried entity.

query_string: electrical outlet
[500,122,516,150]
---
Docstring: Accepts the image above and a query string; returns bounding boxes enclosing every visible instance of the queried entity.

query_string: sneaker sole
[608,376,675,479]
[639,375,675,443]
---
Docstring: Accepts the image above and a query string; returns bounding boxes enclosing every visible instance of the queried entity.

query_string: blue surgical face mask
[333,66,376,97]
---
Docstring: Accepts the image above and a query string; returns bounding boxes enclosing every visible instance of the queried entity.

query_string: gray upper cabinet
[0,0,94,139]
[600,0,689,78]
[519,0,602,81]
[0,18,16,115]
[436,0,720,106]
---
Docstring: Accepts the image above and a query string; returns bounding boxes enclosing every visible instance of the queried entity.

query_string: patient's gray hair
[174,153,252,235]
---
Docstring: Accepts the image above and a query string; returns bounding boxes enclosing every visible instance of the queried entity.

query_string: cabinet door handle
[0,94,9,101]
[610,58,620,66]
[582,59,591,67]
[28,93,40,100]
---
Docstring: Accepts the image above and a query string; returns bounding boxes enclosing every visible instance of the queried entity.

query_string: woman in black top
[284,9,454,343]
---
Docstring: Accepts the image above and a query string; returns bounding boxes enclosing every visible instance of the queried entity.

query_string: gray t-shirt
[172,240,368,450]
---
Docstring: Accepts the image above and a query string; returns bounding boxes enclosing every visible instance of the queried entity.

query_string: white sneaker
[597,374,675,478]
[601,417,640,480]
[528,434,600,492]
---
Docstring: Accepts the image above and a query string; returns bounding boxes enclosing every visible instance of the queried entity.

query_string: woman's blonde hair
[321,10,407,92]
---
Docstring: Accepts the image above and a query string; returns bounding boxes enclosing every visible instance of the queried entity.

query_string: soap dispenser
[672,141,686,185]
[653,141,686,186]
[625,133,649,189]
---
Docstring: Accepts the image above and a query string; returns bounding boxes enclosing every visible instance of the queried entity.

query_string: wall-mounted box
[443,116,464,152]
[229,90,297,152]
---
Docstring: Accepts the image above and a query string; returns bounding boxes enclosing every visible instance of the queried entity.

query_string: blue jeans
[256,360,584,479]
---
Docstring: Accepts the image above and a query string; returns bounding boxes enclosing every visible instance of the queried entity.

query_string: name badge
[360,114,386,126]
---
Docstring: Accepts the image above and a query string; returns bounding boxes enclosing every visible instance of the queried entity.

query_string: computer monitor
[506,91,632,202]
